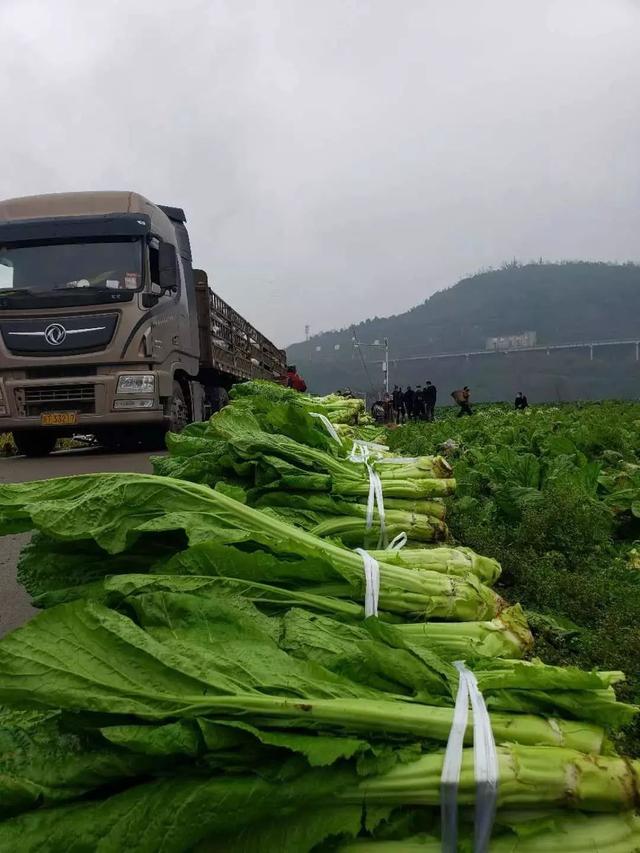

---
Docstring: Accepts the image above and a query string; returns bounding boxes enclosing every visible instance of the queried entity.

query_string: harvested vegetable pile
[0,383,637,851]
[152,381,453,548]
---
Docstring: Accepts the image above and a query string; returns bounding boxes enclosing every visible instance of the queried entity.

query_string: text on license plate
[40,412,78,426]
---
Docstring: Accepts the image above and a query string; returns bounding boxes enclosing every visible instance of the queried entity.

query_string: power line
[365,337,640,365]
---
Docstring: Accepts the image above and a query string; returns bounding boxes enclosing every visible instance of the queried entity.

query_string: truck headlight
[117,374,155,394]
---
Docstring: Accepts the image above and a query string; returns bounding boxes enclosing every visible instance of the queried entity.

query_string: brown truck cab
[0,191,285,455]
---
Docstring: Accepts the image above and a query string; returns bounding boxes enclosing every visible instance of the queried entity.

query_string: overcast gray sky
[2,0,639,346]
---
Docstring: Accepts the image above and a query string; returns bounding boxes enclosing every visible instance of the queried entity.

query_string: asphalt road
[0,447,156,637]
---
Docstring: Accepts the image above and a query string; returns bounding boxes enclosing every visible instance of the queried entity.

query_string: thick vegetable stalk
[304,569,500,621]
[373,455,453,481]
[254,491,448,522]
[309,514,448,545]
[334,812,640,852]
[378,497,446,519]
[342,744,640,811]
[239,700,604,754]
[367,546,501,585]
[334,477,456,499]
[396,605,533,659]
[485,686,638,728]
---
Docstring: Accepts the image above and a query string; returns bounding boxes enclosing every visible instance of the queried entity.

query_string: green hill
[287,261,640,401]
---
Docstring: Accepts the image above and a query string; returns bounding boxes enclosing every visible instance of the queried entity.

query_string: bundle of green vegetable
[151,381,455,548]
[0,473,500,621]
[232,379,367,424]
[0,382,638,850]
[0,575,636,850]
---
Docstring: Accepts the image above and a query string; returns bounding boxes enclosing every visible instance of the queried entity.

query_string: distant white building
[486,331,537,351]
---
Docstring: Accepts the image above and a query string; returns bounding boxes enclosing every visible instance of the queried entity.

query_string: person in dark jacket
[403,386,415,419]
[392,385,405,423]
[451,386,472,416]
[414,385,425,420]
[424,380,437,422]
[515,391,528,410]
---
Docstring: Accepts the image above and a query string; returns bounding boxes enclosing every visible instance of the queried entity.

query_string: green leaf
[0,767,356,853]
[208,719,368,767]
[100,720,202,756]
[0,712,154,819]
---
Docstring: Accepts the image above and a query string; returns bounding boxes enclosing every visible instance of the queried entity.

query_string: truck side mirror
[158,242,178,293]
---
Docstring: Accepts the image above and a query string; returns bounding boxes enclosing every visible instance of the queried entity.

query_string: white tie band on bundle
[367,462,387,548]
[353,439,390,454]
[440,661,499,853]
[386,531,407,551]
[353,547,380,617]
[348,441,388,548]
[309,412,344,445]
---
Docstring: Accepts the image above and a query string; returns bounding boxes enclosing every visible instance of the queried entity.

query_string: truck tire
[13,430,57,458]
[169,380,190,433]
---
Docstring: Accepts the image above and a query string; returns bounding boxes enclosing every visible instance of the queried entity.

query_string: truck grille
[18,384,96,416]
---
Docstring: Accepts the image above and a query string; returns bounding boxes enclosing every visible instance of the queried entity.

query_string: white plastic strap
[348,441,371,463]
[440,662,498,853]
[354,548,380,617]
[440,662,470,853]
[355,439,390,452]
[386,532,407,551]
[375,456,420,464]
[364,461,387,548]
[309,412,343,446]
[349,442,387,548]
[466,667,499,852]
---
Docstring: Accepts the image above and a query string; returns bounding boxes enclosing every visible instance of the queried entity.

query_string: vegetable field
[389,401,640,757]
[0,386,638,850]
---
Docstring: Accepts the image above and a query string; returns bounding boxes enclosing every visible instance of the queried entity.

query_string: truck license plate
[40,412,78,426]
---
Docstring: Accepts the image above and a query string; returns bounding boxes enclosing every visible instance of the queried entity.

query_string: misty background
[1,0,639,347]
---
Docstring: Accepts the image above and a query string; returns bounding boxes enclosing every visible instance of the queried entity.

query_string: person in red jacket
[286,365,307,392]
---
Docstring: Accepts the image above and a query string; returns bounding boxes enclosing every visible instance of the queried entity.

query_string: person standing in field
[414,385,425,420]
[424,380,437,422]
[382,393,394,423]
[515,391,528,410]
[392,385,404,422]
[403,386,415,420]
[451,386,472,417]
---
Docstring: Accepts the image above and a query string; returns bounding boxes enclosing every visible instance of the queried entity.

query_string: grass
[388,402,640,755]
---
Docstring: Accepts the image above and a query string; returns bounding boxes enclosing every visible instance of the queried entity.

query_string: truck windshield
[0,238,143,294]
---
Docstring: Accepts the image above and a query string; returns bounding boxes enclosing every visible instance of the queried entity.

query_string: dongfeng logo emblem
[44,323,67,346]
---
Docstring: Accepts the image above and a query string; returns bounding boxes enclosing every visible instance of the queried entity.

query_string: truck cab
[0,191,285,455]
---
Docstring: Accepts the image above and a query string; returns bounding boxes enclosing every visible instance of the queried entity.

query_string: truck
[0,191,286,456]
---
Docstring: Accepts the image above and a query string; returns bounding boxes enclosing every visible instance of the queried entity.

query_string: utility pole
[352,327,390,397]
[383,337,389,394]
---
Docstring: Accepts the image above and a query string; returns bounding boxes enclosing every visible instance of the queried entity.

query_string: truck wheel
[13,430,57,457]
[169,380,189,433]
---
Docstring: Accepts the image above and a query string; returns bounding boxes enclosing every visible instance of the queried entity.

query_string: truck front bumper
[0,372,168,432]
